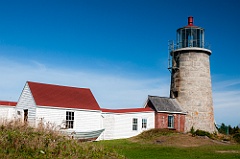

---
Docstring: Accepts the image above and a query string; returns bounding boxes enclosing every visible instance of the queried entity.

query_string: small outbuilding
[144,95,186,132]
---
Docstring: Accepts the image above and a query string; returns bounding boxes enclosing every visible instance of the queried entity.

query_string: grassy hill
[0,122,239,159]
[97,129,240,159]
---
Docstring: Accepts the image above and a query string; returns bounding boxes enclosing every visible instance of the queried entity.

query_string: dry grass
[130,128,236,147]
[0,120,124,159]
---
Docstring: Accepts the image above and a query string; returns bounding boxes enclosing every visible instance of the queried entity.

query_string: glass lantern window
[177,27,204,49]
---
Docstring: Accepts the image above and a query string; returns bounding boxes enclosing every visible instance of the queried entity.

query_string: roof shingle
[28,81,100,110]
[147,96,186,113]
[0,101,17,106]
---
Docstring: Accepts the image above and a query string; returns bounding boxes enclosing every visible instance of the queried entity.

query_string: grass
[0,120,124,159]
[97,139,240,159]
[96,129,240,159]
[0,121,239,159]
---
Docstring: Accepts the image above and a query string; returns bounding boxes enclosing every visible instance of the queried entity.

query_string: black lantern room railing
[169,17,210,52]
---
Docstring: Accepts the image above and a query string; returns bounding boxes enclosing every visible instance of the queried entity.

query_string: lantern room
[176,16,205,49]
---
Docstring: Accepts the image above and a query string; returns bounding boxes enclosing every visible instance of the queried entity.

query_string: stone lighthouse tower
[169,17,215,133]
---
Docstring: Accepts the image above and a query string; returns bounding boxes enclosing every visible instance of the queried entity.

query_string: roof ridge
[27,81,90,90]
[0,100,17,103]
[148,95,172,99]
[101,107,151,110]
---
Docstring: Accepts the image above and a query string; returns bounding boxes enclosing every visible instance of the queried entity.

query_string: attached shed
[100,107,154,140]
[15,81,103,133]
[145,96,186,132]
[0,101,17,122]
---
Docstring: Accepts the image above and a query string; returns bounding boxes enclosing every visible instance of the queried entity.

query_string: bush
[190,126,196,136]
[194,129,212,139]
[233,133,240,143]
[135,128,177,141]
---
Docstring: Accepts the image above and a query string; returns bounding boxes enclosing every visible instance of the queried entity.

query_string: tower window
[66,111,74,129]
[168,115,174,128]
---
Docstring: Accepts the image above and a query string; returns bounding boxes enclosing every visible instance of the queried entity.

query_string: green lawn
[1,123,239,159]
[96,139,240,159]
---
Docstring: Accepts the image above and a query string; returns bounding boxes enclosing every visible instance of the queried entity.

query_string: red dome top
[188,16,194,26]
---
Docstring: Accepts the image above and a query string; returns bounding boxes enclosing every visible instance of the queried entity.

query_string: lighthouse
[168,17,215,132]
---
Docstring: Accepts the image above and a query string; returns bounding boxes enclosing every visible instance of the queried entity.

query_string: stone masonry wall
[171,50,215,133]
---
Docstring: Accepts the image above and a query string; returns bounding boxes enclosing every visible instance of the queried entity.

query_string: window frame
[132,118,138,131]
[66,111,74,129]
[142,118,147,129]
[168,115,174,129]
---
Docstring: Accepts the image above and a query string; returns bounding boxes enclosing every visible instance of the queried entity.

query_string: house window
[142,119,147,129]
[132,118,138,131]
[168,115,174,128]
[66,111,74,129]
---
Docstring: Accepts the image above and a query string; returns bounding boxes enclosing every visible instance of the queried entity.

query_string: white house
[2,81,186,140]
[0,101,17,122]
[15,81,103,134]
[100,107,155,140]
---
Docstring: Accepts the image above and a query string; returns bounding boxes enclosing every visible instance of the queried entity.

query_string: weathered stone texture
[171,50,215,133]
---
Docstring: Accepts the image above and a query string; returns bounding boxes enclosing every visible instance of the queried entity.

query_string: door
[24,109,28,123]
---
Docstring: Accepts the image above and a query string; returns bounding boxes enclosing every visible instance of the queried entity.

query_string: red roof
[0,100,17,106]
[27,81,100,110]
[101,107,153,113]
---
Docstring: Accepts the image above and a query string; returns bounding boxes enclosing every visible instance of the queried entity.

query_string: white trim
[157,110,187,114]
[101,111,154,115]
[0,106,15,108]
[173,47,211,54]
[37,105,101,113]
[142,98,149,108]
[168,115,174,128]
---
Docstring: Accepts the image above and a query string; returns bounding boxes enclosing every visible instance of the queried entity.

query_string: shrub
[190,126,196,136]
[195,129,212,139]
[134,128,177,141]
[233,133,240,143]
[190,129,214,139]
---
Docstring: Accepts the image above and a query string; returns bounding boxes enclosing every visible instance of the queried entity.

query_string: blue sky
[0,0,239,126]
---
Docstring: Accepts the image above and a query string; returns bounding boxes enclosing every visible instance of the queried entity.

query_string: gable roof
[27,81,100,110]
[0,100,17,107]
[101,107,153,114]
[147,95,186,114]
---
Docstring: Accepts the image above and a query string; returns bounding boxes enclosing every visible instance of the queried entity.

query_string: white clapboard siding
[36,107,102,132]
[15,83,36,126]
[74,110,102,131]
[99,114,115,140]
[36,107,66,129]
[0,106,15,122]
[102,112,155,140]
